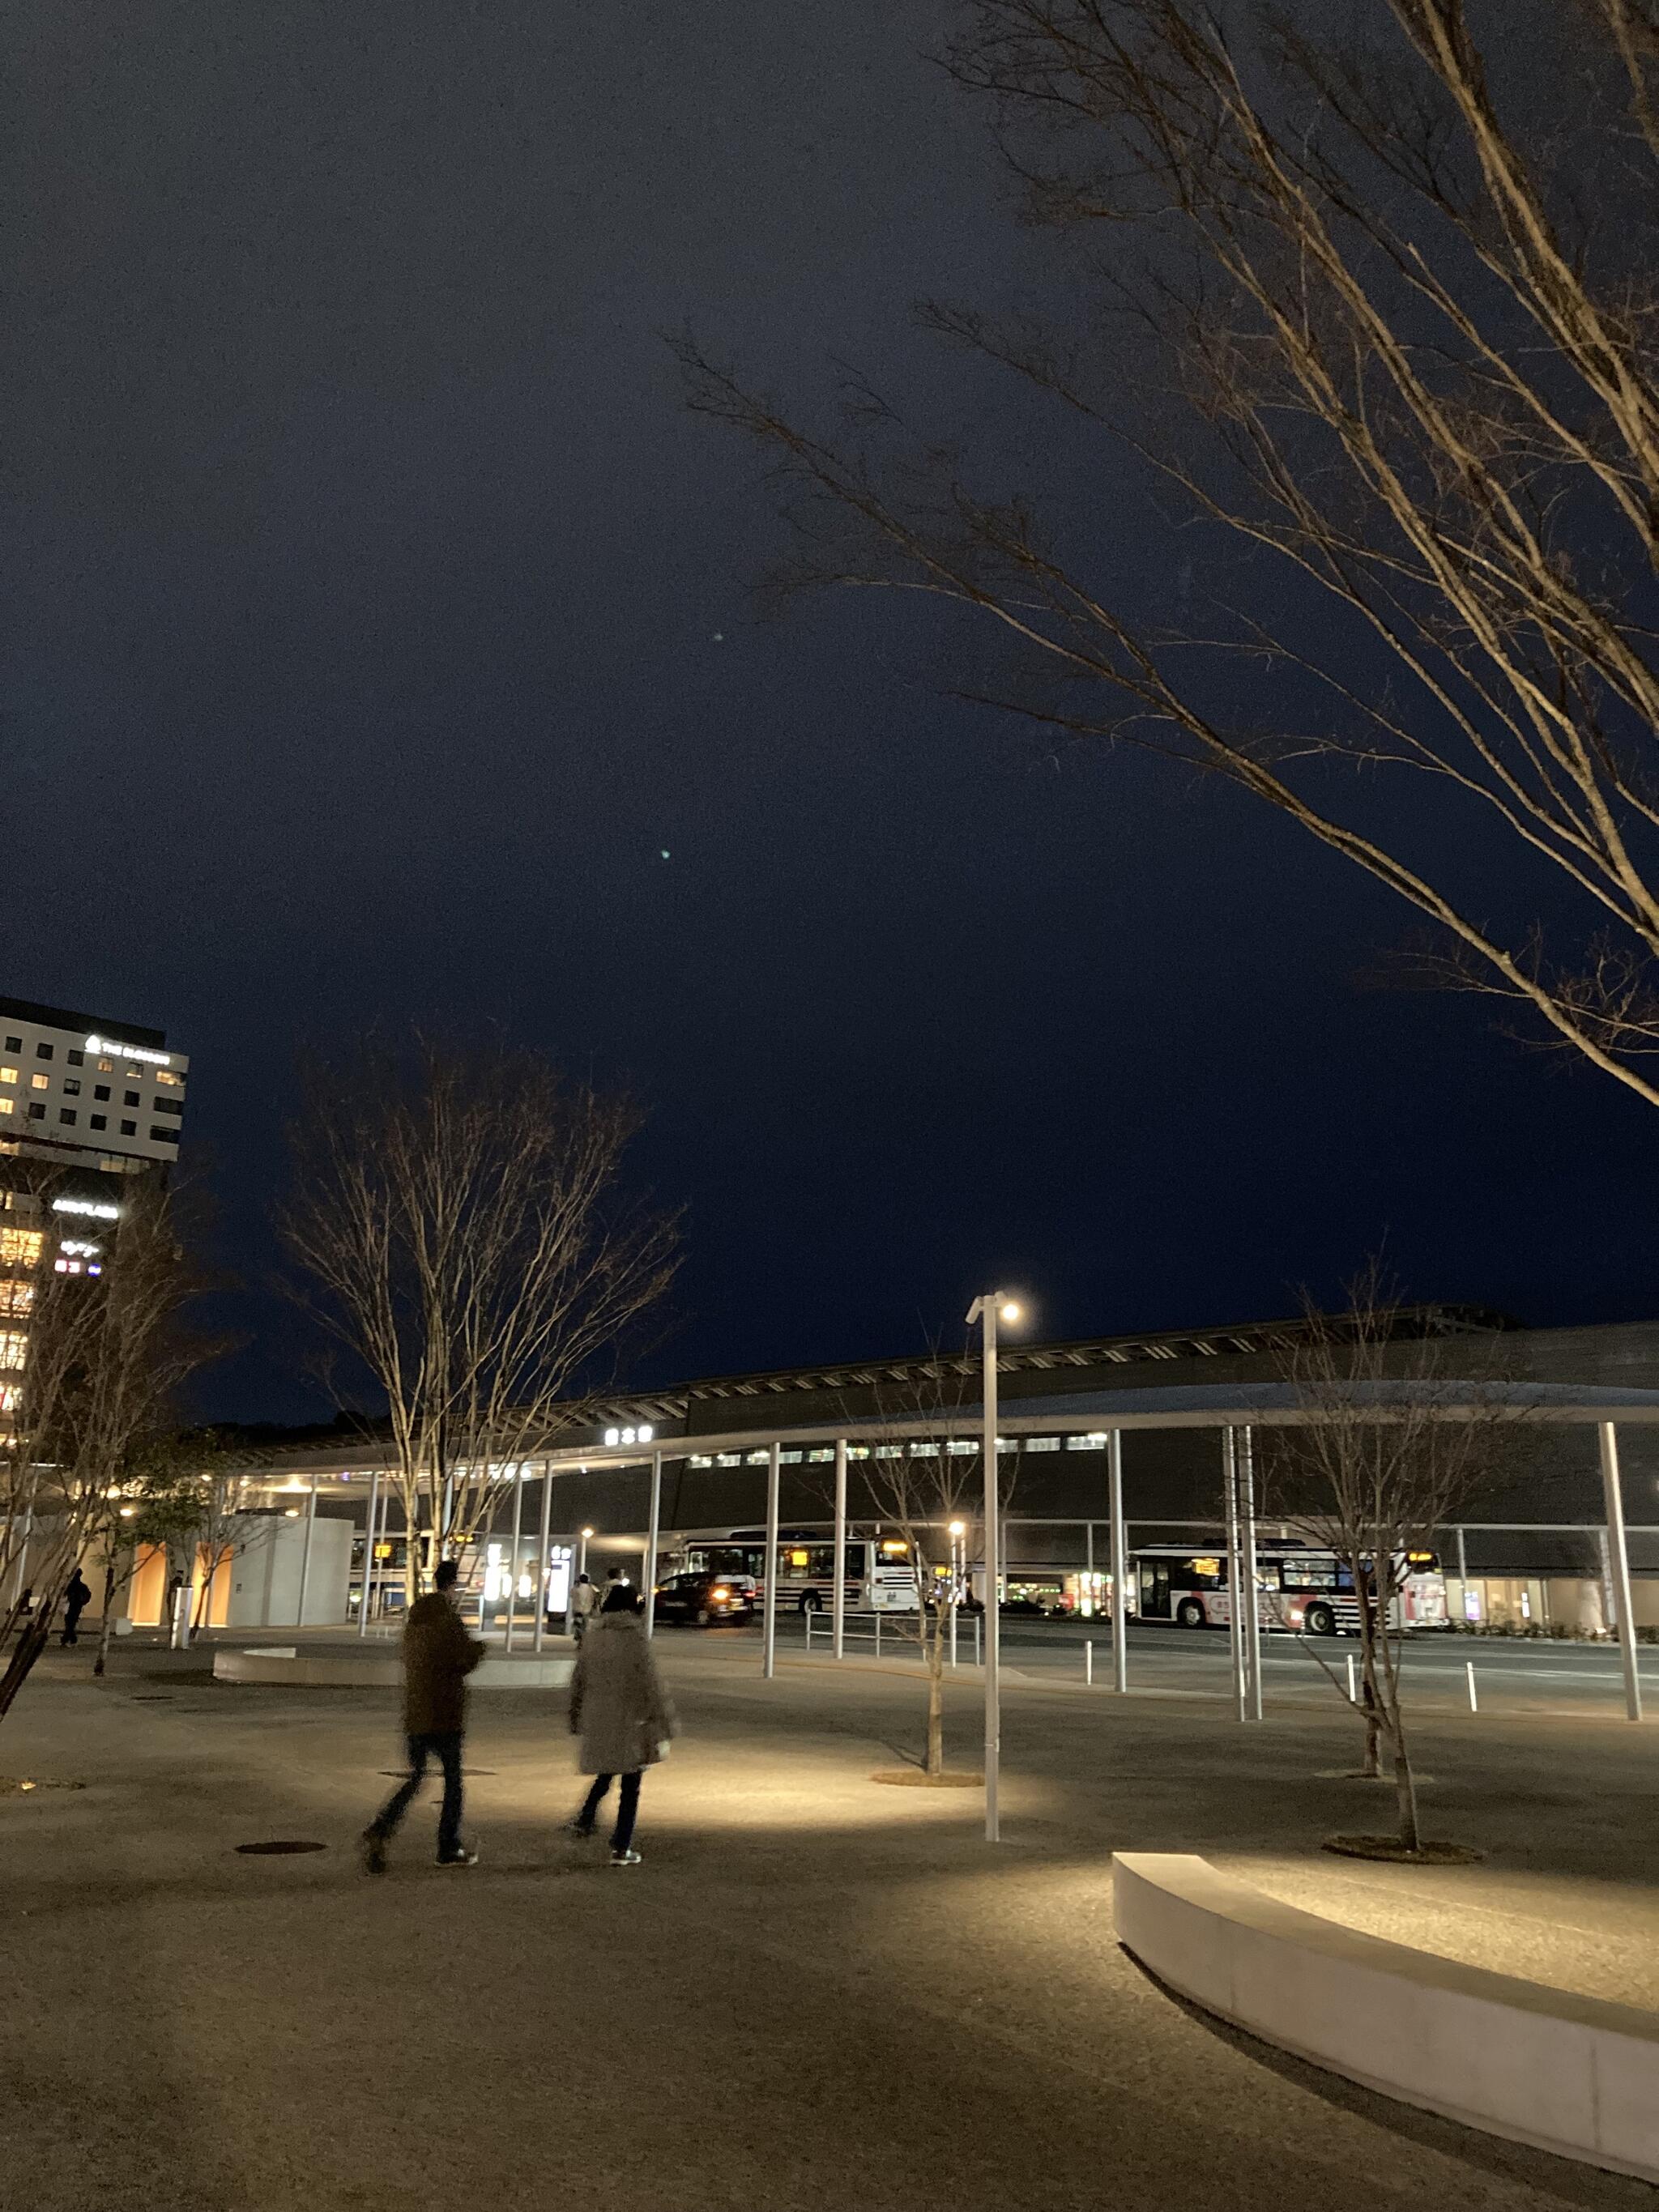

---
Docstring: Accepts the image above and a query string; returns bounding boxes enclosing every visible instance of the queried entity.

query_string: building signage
[83,1034,173,1067]
[52,1197,120,1221]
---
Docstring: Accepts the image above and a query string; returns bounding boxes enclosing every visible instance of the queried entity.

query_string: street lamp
[966,1292,1023,1842]
[578,1526,594,1580]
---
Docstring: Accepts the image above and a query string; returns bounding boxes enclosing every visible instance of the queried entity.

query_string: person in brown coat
[361,1558,485,1871]
[568,1583,678,1865]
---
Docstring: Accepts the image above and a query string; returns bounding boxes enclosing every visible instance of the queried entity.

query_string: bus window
[1279,1562,1338,1593]
[1175,1556,1224,1590]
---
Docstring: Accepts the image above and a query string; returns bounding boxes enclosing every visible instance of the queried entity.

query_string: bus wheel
[1175,1598,1207,1629]
[1303,1602,1336,1636]
[800,1592,820,1614]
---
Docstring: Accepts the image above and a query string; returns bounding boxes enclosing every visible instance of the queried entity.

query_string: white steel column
[832,1438,848,1660]
[644,1450,663,1639]
[762,1440,781,1680]
[1239,1425,1262,1723]
[533,1468,554,1654]
[1109,1430,1128,1694]
[296,1472,319,1626]
[1599,1422,1644,1723]
[358,1469,380,1639]
[975,1298,1004,1843]
[504,1468,525,1653]
[1223,1428,1246,1723]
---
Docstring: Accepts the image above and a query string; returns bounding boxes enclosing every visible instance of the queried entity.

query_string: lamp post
[966,1292,1022,1843]
[578,1526,593,1581]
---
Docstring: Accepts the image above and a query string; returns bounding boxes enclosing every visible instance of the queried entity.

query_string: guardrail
[803,1610,983,1665]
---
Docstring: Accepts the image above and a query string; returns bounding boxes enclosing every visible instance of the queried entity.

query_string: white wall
[227,1515,352,1628]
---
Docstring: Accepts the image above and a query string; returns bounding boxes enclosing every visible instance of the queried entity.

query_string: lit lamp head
[948,1519,966,1537]
[581,1526,595,1541]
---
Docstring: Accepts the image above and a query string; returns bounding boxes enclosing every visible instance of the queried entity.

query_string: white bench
[1113,1852,1659,2184]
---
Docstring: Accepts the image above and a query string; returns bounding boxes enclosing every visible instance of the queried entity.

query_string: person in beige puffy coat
[568,1584,677,1865]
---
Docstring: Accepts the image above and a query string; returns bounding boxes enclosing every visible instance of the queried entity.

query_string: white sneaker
[609,1848,642,1867]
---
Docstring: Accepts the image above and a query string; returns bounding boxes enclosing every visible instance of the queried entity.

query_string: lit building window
[0,1068,15,1085]
[96,1057,113,1072]
[0,1282,32,1315]
[0,1100,12,1118]
[155,1069,184,1088]
[29,1073,48,1091]
[0,1332,30,1370]
[0,1229,42,1265]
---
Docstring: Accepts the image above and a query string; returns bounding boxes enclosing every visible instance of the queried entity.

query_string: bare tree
[682,0,1659,1104]
[845,1356,1013,1781]
[83,1434,220,1677]
[0,1176,215,1724]
[281,1036,680,1605]
[1259,1268,1499,1855]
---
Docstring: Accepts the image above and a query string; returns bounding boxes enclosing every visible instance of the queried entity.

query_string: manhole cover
[234,1839,328,1856]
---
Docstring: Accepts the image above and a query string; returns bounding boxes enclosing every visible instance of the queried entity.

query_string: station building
[175,1304,1659,1637]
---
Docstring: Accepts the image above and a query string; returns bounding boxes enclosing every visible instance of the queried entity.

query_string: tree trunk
[1360,1677,1380,1777]
[925,1630,945,1776]
[93,1563,117,1677]
[1393,1749,1422,1854]
[0,1607,55,1724]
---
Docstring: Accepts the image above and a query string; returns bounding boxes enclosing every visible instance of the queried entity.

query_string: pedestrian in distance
[60,1568,92,1647]
[568,1583,677,1866]
[570,1572,599,1645]
[361,1558,485,1873]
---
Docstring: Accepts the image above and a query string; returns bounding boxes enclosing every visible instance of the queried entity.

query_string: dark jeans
[60,1611,84,1646]
[371,1731,464,1860]
[577,1771,641,1852]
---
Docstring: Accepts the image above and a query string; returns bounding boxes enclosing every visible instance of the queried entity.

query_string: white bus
[1131,1541,1448,1635]
[675,1527,922,1613]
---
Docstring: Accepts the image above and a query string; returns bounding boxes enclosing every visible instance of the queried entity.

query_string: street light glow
[949,1519,966,1536]
[999,1300,1021,1323]
[582,1526,595,1539]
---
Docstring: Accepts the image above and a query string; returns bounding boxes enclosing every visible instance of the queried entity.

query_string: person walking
[60,1568,92,1647]
[568,1584,677,1866]
[570,1572,599,1646]
[361,1558,485,1873]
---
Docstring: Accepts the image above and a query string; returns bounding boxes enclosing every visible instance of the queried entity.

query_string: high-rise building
[0,993,190,1359]
[0,995,189,1185]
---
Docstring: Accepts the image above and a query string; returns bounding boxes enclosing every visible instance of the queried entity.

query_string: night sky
[6,2,1651,1422]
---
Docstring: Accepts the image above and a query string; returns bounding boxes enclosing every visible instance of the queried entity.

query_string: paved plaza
[4,1634,1659,2210]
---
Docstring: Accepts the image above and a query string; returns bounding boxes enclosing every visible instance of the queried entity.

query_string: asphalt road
[672,1611,1659,1712]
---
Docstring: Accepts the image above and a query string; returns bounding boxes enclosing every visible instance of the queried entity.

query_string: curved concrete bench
[1113,1852,1659,2185]
[214,1646,573,1690]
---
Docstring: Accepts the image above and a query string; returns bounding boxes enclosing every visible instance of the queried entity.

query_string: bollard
[805,1611,812,1652]
[1346,1653,1357,1703]
[950,1607,958,1669]
[875,1611,881,1658]
[975,1613,982,1668]
[1085,1639,1094,1686]
[1466,1660,1478,1713]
